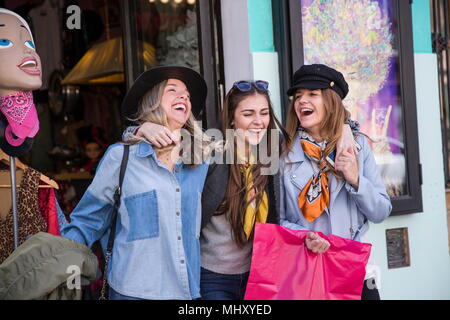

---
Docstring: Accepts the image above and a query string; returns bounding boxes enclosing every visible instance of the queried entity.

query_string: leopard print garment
[0,168,47,263]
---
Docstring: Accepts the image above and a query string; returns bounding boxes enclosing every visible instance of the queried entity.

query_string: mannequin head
[0,9,41,156]
[0,9,42,97]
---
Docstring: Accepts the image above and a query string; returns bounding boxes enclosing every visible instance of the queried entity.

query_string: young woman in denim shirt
[61,66,212,300]
[279,64,392,300]
[123,79,358,300]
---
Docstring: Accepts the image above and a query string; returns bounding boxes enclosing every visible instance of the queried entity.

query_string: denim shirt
[61,142,209,300]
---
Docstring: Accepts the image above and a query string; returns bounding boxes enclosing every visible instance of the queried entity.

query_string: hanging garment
[0,169,24,221]
[0,168,47,263]
[38,187,60,236]
[0,232,99,300]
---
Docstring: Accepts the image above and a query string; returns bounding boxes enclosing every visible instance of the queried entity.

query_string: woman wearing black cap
[61,66,213,300]
[279,64,392,300]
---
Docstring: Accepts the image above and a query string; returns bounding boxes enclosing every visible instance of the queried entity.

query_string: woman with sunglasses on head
[61,66,212,300]
[279,64,392,300]
[122,79,358,300]
[198,80,287,300]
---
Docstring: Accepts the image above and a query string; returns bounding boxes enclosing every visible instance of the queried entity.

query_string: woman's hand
[305,232,330,253]
[335,148,359,190]
[137,122,179,148]
[336,124,358,158]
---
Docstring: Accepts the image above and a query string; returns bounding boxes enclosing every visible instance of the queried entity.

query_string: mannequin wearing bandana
[280,64,392,300]
[0,9,41,156]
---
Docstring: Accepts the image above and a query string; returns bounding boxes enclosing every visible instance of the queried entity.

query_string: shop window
[120,0,223,128]
[431,0,450,188]
[273,0,422,215]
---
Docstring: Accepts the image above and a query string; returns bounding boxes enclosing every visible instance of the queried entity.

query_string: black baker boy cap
[287,64,349,99]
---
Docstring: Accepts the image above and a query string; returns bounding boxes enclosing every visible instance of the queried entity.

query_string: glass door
[120,0,223,128]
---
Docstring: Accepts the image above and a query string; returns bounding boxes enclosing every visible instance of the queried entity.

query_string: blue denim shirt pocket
[124,190,159,242]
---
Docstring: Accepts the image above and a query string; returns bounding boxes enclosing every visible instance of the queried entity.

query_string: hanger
[0,149,59,189]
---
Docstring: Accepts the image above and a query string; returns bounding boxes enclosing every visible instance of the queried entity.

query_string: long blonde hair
[127,80,216,167]
[285,88,351,172]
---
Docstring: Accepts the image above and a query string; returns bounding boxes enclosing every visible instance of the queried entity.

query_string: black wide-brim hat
[287,64,349,99]
[121,66,207,122]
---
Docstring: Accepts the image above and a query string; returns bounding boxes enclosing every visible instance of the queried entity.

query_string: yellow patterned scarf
[241,163,269,239]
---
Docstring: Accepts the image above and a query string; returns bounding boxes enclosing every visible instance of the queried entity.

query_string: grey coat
[0,232,98,300]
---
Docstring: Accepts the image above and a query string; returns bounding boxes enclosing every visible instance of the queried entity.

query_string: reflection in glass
[300,0,406,197]
[132,0,200,72]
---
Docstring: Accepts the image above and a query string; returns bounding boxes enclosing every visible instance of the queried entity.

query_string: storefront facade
[1,0,449,299]
[0,0,227,208]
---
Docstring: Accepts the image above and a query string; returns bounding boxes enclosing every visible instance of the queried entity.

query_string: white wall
[365,54,450,299]
[220,0,253,92]
[251,52,283,122]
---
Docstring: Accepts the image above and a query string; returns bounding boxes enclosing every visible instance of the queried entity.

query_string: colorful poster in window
[301,0,406,197]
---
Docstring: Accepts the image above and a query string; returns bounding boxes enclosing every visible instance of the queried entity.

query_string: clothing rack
[0,149,59,249]
[10,157,19,248]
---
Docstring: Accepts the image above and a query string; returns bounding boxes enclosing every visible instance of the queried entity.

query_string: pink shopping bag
[244,223,372,300]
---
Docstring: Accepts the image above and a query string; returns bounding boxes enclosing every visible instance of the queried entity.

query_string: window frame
[273,0,423,215]
[431,0,450,188]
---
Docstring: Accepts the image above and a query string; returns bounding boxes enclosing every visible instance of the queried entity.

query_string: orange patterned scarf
[297,131,334,223]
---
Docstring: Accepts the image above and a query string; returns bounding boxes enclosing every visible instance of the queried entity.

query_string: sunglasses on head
[233,80,269,92]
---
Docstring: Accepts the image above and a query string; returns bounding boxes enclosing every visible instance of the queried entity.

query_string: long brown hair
[216,84,289,247]
[285,88,351,173]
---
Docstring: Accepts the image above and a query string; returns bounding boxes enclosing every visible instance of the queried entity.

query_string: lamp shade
[62,37,155,85]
